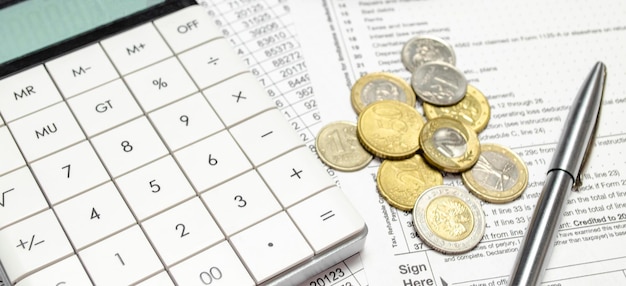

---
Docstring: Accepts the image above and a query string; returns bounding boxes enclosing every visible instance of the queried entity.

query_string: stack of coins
[315,36,529,254]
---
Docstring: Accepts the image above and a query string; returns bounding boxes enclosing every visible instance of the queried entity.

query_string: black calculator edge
[0,0,198,79]
[0,258,9,286]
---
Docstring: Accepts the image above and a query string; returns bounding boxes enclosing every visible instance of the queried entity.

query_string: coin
[411,62,467,106]
[316,121,373,171]
[461,143,528,203]
[412,185,486,254]
[401,35,456,72]
[423,85,491,133]
[420,117,479,172]
[351,72,416,114]
[357,100,424,159]
[376,154,443,211]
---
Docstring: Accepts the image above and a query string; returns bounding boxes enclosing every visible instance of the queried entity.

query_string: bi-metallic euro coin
[461,143,528,203]
[420,117,480,173]
[351,72,416,114]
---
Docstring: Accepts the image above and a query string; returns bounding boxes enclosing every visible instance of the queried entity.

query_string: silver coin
[412,185,485,254]
[401,35,456,72]
[411,62,467,106]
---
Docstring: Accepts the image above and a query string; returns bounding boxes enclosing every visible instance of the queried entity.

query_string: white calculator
[0,1,367,285]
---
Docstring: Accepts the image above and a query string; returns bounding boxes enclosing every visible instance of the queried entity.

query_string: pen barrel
[509,170,573,286]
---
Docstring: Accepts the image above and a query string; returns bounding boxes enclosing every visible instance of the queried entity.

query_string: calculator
[0,0,367,285]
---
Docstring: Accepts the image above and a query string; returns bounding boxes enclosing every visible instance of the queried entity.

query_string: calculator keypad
[0,5,365,285]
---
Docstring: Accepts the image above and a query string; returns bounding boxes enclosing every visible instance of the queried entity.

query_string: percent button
[152,77,168,89]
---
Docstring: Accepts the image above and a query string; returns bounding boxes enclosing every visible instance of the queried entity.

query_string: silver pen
[509,62,607,285]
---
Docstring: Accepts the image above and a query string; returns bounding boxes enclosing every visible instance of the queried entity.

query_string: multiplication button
[203,72,274,127]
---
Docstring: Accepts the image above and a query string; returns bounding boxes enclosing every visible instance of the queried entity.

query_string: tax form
[292,0,626,285]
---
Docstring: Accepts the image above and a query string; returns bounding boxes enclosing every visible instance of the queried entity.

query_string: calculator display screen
[0,0,166,65]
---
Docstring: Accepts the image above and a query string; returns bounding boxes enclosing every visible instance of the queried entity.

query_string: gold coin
[376,154,443,211]
[423,85,490,133]
[461,143,528,203]
[316,121,373,171]
[419,117,479,172]
[351,72,416,114]
[412,185,485,254]
[357,100,424,159]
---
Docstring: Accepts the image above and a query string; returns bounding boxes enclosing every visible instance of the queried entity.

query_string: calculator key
[178,38,248,90]
[17,255,92,286]
[149,93,224,151]
[258,146,335,207]
[9,102,85,162]
[230,108,303,166]
[45,44,119,98]
[135,271,174,286]
[30,140,109,205]
[288,187,365,253]
[91,117,168,177]
[153,5,222,53]
[0,167,48,229]
[55,182,135,250]
[68,79,142,136]
[0,126,25,175]
[142,198,224,266]
[202,170,282,236]
[0,210,73,282]
[174,130,252,193]
[124,57,197,112]
[116,155,195,221]
[230,212,313,284]
[0,65,63,122]
[170,240,254,286]
[203,72,274,127]
[101,23,173,75]
[79,225,162,285]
